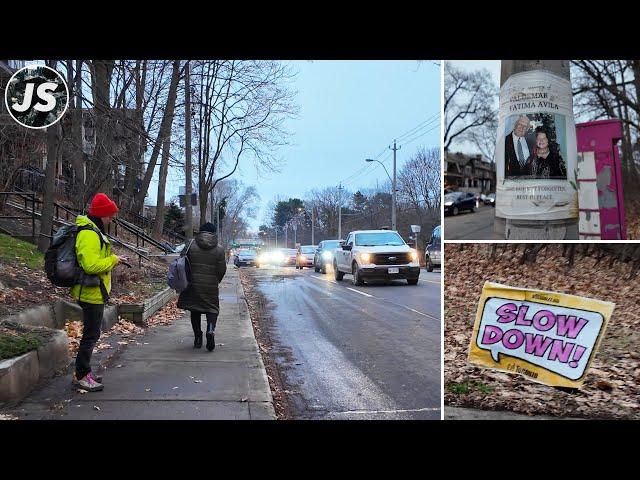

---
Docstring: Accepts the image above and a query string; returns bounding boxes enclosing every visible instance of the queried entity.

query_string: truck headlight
[410,250,418,262]
[322,251,332,260]
[359,253,371,263]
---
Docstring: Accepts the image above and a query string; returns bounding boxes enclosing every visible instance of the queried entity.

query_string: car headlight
[359,253,371,263]
[322,251,332,260]
[273,253,284,262]
[444,201,453,206]
[410,250,418,262]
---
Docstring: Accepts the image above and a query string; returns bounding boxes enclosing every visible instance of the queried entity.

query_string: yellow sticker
[467,281,615,388]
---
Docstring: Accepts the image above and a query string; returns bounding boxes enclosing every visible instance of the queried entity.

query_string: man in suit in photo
[505,115,536,177]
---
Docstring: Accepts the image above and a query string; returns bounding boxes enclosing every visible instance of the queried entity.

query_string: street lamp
[366,157,396,231]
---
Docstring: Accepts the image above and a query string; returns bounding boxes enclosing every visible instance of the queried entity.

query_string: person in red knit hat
[71,193,127,392]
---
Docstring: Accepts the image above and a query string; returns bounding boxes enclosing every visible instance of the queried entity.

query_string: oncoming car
[333,230,420,285]
[296,245,317,269]
[314,239,343,273]
[425,225,441,272]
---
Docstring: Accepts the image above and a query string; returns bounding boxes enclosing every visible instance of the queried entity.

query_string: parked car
[234,248,257,267]
[444,191,476,216]
[425,225,441,272]
[296,245,317,269]
[333,230,420,286]
[484,193,496,206]
[314,239,343,273]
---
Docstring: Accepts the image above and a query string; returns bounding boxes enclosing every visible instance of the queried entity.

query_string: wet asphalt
[244,264,442,420]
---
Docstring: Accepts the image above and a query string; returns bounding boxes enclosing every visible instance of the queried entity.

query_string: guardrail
[0,191,36,241]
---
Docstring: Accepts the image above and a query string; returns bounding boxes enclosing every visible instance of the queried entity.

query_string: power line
[394,113,440,142]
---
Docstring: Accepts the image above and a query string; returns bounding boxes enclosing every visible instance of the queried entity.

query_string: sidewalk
[3,265,275,420]
[445,407,581,420]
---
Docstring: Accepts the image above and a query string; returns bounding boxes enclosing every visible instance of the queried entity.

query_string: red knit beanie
[88,193,119,217]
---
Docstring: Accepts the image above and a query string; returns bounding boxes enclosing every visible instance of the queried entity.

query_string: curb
[118,287,177,326]
[0,328,68,406]
[233,269,276,420]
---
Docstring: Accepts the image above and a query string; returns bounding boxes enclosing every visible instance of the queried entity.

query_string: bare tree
[444,63,497,152]
[571,60,640,185]
[131,60,182,215]
[397,147,441,247]
[192,60,297,223]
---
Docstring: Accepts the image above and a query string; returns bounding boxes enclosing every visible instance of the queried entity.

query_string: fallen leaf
[241,397,248,402]
[115,364,123,368]
[172,387,179,390]
[93,406,101,411]
[77,389,88,394]
[145,388,151,392]
[596,380,614,392]
[194,380,203,384]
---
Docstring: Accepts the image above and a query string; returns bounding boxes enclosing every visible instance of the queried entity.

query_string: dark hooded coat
[177,231,227,314]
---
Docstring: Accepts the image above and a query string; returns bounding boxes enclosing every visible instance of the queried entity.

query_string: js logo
[4,65,69,129]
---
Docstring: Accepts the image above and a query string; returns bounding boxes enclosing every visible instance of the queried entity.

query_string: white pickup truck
[333,230,421,285]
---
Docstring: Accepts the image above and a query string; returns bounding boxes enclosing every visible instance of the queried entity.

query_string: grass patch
[447,381,493,395]
[0,234,43,269]
[0,328,44,360]
[475,382,493,394]
[448,382,471,394]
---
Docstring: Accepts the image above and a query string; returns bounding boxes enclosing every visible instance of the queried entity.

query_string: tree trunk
[153,136,171,237]
[132,60,181,215]
[89,60,115,198]
[38,123,61,252]
[71,60,86,209]
[123,60,145,214]
[184,61,193,239]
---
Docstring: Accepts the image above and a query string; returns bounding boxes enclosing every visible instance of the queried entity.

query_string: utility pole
[184,60,193,239]
[494,60,578,240]
[338,183,342,239]
[285,223,288,248]
[390,140,400,231]
[275,227,278,247]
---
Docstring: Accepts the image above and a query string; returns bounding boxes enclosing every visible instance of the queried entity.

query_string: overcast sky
[151,60,441,232]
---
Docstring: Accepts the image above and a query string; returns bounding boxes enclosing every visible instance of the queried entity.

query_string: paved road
[245,264,441,419]
[444,205,502,240]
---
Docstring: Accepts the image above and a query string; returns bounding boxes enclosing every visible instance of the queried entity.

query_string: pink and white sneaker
[73,372,104,392]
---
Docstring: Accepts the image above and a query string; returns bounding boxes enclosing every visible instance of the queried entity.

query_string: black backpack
[45,224,105,287]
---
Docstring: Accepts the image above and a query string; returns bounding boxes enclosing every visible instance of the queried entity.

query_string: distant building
[445,151,495,195]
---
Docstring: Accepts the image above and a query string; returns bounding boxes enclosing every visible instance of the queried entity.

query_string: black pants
[75,302,104,379]
[190,311,218,334]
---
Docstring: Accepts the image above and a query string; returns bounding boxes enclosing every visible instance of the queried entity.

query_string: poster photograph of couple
[504,113,568,180]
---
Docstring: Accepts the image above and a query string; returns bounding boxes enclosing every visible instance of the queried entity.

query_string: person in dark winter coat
[177,223,227,351]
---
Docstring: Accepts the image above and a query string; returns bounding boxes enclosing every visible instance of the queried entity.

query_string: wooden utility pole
[495,60,579,240]
[184,61,193,239]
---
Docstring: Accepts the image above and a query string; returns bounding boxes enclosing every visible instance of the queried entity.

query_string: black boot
[194,331,203,349]
[206,322,215,351]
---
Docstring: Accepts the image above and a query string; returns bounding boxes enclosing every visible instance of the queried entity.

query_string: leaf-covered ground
[444,243,640,419]
[0,234,169,319]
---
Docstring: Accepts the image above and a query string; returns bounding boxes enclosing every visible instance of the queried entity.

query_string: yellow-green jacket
[70,215,119,304]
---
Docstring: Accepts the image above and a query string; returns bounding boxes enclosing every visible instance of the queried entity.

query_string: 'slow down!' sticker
[467,282,615,388]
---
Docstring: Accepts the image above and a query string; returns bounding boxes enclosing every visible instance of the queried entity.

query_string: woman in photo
[529,128,566,178]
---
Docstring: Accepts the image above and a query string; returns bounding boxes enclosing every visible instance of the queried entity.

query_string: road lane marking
[307,274,337,285]
[422,280,441,284]
[305,270,440,321]
[346,287,374,298]
[403,307,436,319]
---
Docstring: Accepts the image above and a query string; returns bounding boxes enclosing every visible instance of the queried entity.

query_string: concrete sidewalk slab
[3,266,276,420]
[445,406,580,420]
